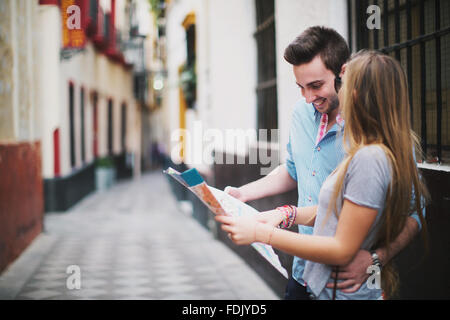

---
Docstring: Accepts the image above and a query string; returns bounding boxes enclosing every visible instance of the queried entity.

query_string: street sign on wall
[61,0,86,49]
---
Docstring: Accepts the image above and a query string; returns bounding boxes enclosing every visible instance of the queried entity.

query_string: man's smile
[313,97,327,107]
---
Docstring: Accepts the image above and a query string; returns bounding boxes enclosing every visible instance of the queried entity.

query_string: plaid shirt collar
[314,108,344,145]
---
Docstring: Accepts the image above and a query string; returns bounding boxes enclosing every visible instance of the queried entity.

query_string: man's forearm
[239,164,297,202]
[375,216,419,266]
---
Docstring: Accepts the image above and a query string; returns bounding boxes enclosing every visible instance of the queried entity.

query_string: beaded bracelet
[276,205,297,229]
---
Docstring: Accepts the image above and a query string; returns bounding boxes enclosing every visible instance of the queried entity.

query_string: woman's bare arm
[218,199,378,266]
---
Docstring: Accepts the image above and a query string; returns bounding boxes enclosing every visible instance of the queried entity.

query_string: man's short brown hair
[284,26,350,75]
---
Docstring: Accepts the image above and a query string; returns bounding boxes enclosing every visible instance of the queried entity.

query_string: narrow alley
[0,171,278,300]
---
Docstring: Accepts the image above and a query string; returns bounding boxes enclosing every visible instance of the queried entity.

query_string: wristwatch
[370,250,382,268]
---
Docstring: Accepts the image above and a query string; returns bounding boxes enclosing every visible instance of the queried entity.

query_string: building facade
[0,0,156,273]
[40,0,156,211]
[0,0,44,275]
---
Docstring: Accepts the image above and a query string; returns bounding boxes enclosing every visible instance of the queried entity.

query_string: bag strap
[332,266,339,300]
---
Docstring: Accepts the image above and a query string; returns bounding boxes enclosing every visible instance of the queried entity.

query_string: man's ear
[339,63,347,78]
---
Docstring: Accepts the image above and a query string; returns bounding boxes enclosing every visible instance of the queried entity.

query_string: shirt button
[308,196,312,202]
[312,171,316,176]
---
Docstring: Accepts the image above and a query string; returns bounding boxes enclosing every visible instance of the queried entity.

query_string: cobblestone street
[0,171,278,300]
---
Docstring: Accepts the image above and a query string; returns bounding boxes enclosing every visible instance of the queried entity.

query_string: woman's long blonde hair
[327,50,429,298]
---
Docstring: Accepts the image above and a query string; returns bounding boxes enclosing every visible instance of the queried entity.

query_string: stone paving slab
[0,171,278,300]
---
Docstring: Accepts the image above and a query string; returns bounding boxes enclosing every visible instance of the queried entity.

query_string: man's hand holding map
[164,167,288,279]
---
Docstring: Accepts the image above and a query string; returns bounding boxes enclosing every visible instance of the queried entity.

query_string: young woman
[216,50,428,300]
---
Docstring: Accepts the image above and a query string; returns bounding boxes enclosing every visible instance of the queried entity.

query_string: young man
[225,26,422,300]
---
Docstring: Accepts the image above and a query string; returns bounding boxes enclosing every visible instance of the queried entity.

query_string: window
[186,24,195,68]
[104,12,110,42]
[80,87,86,163]
[181,12,196,109]
[349,0,450,163]
[107,99,113,155]
[121,103,127,152]
[69,83,76,168]
[254,0,278,141]
[92,92,99,158]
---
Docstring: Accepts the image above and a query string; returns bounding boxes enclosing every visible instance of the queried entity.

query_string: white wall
[165,0,188,157]
[36,4,61,178]
[207,0,257,138]
[0,0,40,143]
[165,0,257,165]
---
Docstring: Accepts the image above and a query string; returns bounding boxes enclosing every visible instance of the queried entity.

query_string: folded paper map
[163,167,288,278]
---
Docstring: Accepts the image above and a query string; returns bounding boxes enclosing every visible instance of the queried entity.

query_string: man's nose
[303,90,316,104]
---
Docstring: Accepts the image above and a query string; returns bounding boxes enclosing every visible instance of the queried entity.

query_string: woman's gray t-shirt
[303,145,391,300]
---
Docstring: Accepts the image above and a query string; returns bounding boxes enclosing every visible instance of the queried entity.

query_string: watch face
[371,252,381,267]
